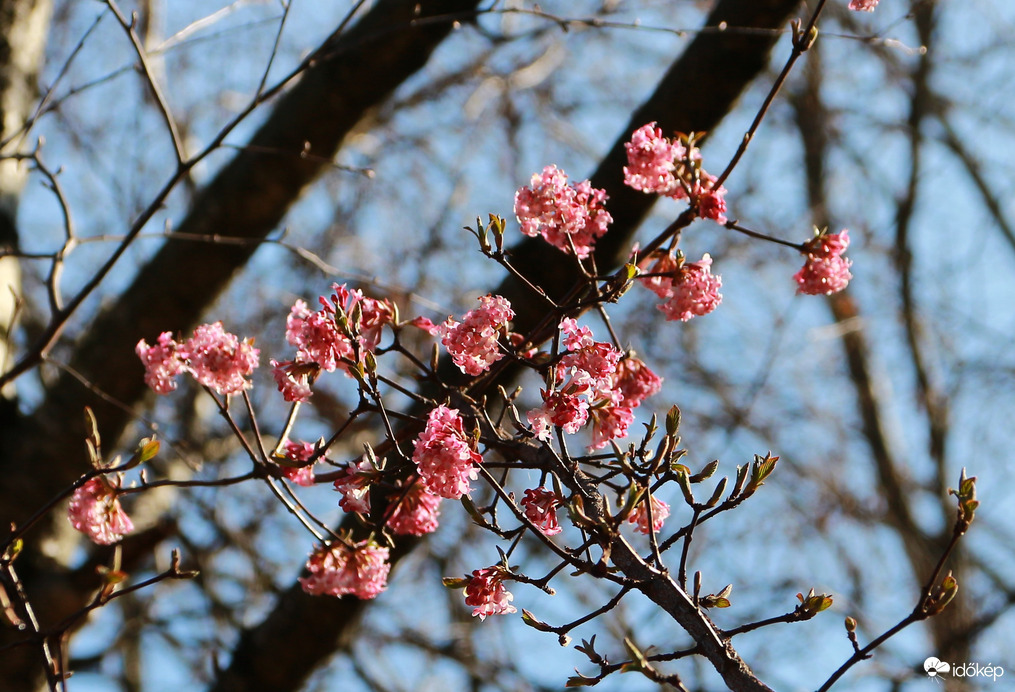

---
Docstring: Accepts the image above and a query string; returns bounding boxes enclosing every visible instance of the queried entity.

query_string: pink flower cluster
[514,165,612,259]
[794,230,853,295]
[280,440,318,487]
[623,122,728,224]
[299,540,390,599]
[527,319,619,442]
[639,251,723,322]
[521,487,563,536]
[137,322,259,396]
[271,285,394,402]
[333,456,376,514]
[68,478,135,545]
[629,493,670,535]
[527,319,661,449]
[412,405,483,499]
[386,478,442,536]
[590,354,663,450]
[849,0,879,11]
[464,566,517,620]
[434,295,515,376]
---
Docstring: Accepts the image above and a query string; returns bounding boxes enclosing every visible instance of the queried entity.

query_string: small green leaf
[796,588,834,616]
[460,495,486,527]
[689,459,719,483]
[138,438,160,463]
[674,469,695,506]
[520,609,555,632]
[704,477,727,508]
[665,406,681,436]
[623,637,648,670]
[926,572,959,615]
[4,537,23,562]
[730,464,749,498]
[442,576,469,589]
[121,436,160,470]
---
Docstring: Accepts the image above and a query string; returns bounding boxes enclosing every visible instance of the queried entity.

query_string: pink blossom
[280,440,318,487]
[849,0,879,11]
[68,478,135,545]
[613,357,663,408]
[639,251,681,299]
[271,359,316,403]
[275,285,395,401]
[318,284,394,355]
[623,125,729,224]
[333,456,376,514]
[410,316,438,333]
[136,332,186,395]
[556,319,622,397]
[529,323,659,450]
[794,229,853,295]
[527,320,626,442]
[589,400,635,450]
[526,406,555,442]
[527,390,589,440]
[412,405,483,499]
[650,254,723,322]
[464,567,516,620]
[183,322,259,396]
[299,540,390,599]
[559,317,593,351]
[521,487,563,536]
[623,122,681,195]
[285,300,350,372]
[629,493,670,535]
[437,295,514,376]
[695,181,728,225]
[558,342,622,398]
[585,357,661,450]
[386,478,441,536]
[514,165,612,259]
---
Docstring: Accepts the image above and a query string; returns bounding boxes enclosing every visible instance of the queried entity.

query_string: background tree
[1,1,1013,690]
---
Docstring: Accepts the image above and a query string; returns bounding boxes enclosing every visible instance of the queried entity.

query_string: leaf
[705,477,728,508]
[665,405,681,436]
[121,436,160,470]
[623,637,648,669]
[460,494,487,528]
[3,537,23,562]
[137,437,160,463]
[442,577,469,589]
[689,459,719,483]
[520,609,555,632]
[674,468,695,506]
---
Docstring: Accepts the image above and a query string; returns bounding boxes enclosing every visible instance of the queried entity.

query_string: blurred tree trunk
[0,0,51,403]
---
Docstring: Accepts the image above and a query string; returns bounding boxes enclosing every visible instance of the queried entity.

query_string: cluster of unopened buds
[82,118,858,622]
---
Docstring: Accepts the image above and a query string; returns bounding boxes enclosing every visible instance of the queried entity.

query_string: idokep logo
[923,656,1005,683]
[923,657,949,677]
